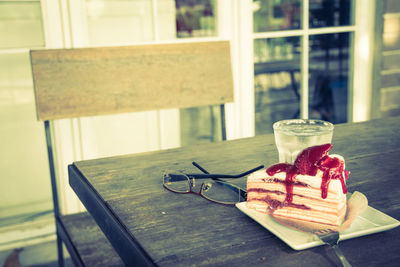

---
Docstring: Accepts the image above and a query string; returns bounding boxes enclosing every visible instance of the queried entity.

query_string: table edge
[68,164,155,266]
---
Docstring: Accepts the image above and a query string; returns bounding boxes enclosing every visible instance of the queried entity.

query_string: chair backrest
[30,40,234,121]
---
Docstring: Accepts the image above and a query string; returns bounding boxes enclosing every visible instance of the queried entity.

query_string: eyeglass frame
[162,162,264,205]
[192,161,252,201]
[163,173,244,205]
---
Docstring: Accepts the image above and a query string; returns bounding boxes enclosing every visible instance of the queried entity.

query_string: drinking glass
[273,119,334,163]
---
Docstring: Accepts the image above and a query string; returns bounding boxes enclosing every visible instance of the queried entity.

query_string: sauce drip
[266,144,348,203]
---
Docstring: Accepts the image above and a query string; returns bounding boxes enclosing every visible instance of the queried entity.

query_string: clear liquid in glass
[273,119,334,163]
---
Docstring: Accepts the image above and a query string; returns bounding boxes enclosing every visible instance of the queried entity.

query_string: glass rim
[273,119,334,132]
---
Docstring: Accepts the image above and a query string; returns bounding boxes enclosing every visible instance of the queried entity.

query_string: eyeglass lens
[201,180,241,204]
[163,173,190,192]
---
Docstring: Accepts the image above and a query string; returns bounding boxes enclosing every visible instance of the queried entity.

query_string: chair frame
[31,40,234,266]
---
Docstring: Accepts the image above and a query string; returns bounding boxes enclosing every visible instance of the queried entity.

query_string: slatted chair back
[30,40,234,266]
[31,41,233,121]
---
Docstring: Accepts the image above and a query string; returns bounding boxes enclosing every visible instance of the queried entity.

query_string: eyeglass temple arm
[192,161,249,200]
[192,161,228,184]
[188,163,264,179]
[192,161,210,174]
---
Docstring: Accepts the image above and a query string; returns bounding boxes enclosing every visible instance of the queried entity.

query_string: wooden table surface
[69,116,400,266]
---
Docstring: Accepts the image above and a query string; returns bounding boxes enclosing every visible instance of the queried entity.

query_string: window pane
[0,1,45,48]
[383,15,400,51]
[309,0,353,28]
[175,0,217,38]
[86,0,156,45]
[254,37,301,135]
[309,33,352,123]
[253,0,301,32]
[180,105,224,146]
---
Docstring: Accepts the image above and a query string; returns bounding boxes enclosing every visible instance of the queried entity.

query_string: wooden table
[68,116,400,266]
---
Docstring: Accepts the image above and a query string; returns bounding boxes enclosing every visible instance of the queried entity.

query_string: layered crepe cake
[247,144,349,228]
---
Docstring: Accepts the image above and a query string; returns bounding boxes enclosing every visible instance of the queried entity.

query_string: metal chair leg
[56,232,65,267]
[220,104,227,141]
[44,121,65,267]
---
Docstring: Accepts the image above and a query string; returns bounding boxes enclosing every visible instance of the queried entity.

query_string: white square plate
[236,201,400,250]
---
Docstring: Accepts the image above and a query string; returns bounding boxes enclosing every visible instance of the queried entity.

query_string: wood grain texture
[70,116,400,266]
[31,41,234,121]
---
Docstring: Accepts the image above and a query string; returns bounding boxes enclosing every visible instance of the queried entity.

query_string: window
[253,0,355,134]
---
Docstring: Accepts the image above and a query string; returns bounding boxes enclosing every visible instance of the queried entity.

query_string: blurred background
[0,0,399,265]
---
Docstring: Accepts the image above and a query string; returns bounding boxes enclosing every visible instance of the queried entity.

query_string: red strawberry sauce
[266,144,349,203]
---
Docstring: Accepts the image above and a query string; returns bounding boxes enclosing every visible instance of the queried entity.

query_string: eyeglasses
[162,162,264,205]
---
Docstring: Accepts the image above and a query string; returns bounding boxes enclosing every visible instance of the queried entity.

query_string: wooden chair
[30,40,234,266]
